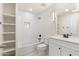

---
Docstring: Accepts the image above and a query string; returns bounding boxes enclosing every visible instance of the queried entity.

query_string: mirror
[57,12,79,36]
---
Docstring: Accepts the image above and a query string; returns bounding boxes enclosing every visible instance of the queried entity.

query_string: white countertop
[49,35,79,45]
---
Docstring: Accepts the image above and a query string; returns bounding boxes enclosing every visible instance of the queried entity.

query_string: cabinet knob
[69,54,72,56]
[59,48,61,50]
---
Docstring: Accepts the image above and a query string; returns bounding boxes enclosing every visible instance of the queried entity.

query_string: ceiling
[17,3,79,14]
[17,3,53,14]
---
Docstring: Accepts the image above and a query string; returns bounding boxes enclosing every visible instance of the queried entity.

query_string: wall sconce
[52,12,55,21]
[24,22,30,29]
[51,12,56,22]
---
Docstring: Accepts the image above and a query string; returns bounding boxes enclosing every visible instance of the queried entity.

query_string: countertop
[49,35,79,45]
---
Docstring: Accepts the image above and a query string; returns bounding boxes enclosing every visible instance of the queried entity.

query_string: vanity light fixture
[51,12,56,22]
[52,12,55,21]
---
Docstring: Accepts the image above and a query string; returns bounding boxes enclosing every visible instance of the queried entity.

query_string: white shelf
[3,13,15,17]
[3,40,15,43]
[1,3,16,56]
[2,23,16,25]
[3,48,15,53]
[3,32,15,34]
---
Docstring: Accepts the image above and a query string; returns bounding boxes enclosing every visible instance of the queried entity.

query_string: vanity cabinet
[49,38,79,56]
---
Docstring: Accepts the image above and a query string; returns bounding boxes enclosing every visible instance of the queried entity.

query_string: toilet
[37,43,48,56]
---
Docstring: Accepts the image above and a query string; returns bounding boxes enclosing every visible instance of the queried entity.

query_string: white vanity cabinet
[49,37,79,56]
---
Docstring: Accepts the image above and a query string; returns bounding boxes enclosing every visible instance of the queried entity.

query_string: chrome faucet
[63,33,72,38]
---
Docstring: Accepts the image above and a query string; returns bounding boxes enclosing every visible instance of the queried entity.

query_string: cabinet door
[49,43,62,56]
[68,49,79,56]
[61,47,70,56]
[62,47,79,56]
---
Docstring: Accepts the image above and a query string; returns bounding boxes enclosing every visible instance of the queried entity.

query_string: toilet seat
[37,43,48,55]
[37,44,47,48]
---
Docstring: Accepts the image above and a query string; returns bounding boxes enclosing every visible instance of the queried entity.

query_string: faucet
[63,33,72,38]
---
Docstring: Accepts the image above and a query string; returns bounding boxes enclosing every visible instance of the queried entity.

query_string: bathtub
[16,42,41,56]
[16,37,49,56]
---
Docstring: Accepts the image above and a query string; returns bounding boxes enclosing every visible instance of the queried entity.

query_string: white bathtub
[16,42,41,56]
[16,37,49,56]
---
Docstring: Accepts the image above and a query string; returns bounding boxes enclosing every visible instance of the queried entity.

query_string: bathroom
[0,3,79,56]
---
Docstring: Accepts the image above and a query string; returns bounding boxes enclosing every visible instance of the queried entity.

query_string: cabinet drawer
[69,50,79,56]
[62,46,79,56]
[52,39,79,51]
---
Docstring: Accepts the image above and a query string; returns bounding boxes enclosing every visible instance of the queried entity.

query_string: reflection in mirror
[57,13,79,36]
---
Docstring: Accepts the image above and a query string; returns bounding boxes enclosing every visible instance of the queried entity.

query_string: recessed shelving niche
[1,3,16,56]
[3,15,15,24]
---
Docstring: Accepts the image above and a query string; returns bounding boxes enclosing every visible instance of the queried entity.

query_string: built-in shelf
[3,48,15,53]
[3,23,15,25]
[1,3,16,56]
[3,15,15,24]
[3,40,15,43]
[3,50,15,56]
[2,23,15,25]
[3,25,15,32]
[3,13,15,17]
[3,32,15,34]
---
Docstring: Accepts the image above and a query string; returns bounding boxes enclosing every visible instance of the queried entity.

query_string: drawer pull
[69,54,72,56]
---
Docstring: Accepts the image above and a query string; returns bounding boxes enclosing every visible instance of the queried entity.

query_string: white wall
[16,5,56,55]
[16,11,39,48]
[16,10,56,48]
[36,9,57,43]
